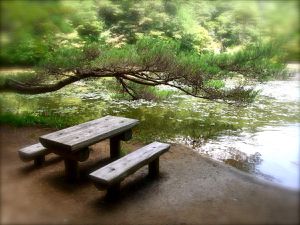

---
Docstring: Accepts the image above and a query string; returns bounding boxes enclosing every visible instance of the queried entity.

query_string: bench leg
[106,183,121,199]
[110,136,121,159]
[148,158,160,178]
[64,159,78,181]
[34,155,45,166]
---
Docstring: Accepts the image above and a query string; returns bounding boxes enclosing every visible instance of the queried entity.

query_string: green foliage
[0,30,286,103]
[120,145,130,157]
[93,44,139,68]
[0,0,73,66]
[223,88,260,104]
[102,77,177,101]
[39,46,85,72]
[0,112,73,128]
[1,0,298,66]
[0,0,294,103]
[135,36,179,67]
[151,88,177,100]
[77,21,103,42]
[0,72,36,86]
[230,42,287,80]
[204,80,225,89]
[201,1,260,50]
[97,0,182,44]
[126,84,176,101]
[0,35,53,66]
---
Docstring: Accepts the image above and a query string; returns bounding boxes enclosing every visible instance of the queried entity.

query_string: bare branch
[116,77,138,100]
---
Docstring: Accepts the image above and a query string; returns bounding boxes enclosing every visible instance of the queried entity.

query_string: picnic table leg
[64,159,78,181]
[34,155,45,166]
[110,130,132,159]
[106,182,121,199]
[148,158,160,178]
[110,135,121,159]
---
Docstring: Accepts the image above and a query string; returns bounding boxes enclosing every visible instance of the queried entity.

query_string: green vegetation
[204,80,225,89]
[1,0,298,65]
[0,0,298,103]
[1,68,299,143]
[0,1,298,185]
[120,145,130,157]
[0,37,287,103]
[0,112,74,128]
[0,71,36,86]
[102,78,178,101]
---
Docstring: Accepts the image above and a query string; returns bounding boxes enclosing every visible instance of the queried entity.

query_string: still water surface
[1,67,299,189]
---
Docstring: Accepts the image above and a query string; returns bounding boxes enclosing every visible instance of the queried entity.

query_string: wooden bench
[89,141,170,196]
[18,116,139,178]
[36,115,139,180]
[18,143,50,166]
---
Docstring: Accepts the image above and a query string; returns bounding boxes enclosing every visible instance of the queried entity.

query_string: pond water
[1,66,299,190]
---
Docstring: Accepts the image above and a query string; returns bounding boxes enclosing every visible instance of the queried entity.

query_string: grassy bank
[0,112,75,129]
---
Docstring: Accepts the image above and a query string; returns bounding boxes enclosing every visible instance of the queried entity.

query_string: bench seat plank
[18,143,48,162]
[89,142,170,189]
[39,115,139,152]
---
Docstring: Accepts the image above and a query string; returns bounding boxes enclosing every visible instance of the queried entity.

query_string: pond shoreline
[1,64,299,191]
[1,125,299,225]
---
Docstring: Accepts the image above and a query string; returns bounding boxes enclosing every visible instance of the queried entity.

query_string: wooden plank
[39,116,121,148]
[18,143,48,162]
[89,142,170,189]
[40,116,138,151]
[40,116,120,141]
[62,119,135,146]
[39,115,139,152]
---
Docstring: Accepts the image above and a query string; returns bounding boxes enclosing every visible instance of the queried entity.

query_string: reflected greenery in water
[1,78,299,142]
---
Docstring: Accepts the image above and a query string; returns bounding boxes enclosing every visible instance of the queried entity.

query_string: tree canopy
[0,0,298,103]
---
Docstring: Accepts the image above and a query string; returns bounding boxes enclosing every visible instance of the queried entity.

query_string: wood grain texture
[39,115,139,152]
[18,143,49,162]
[89,142,170,189]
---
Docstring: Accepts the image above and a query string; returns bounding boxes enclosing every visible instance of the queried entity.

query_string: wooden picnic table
[39,115,139,180]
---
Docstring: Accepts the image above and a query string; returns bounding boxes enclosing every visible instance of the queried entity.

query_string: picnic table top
[39,115,139,152]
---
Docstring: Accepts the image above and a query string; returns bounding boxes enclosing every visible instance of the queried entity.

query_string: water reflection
[195,124,299,189]
[0,71,299,189]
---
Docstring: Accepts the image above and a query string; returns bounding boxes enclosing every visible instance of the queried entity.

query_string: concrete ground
[1,125,299,225]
